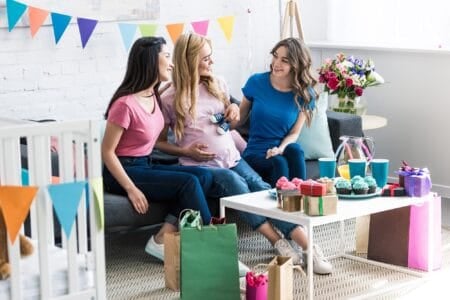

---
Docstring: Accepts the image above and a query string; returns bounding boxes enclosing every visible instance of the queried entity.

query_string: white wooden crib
[0,119,106,300]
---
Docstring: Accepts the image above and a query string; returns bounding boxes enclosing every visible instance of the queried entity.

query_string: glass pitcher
[335,136,375,179]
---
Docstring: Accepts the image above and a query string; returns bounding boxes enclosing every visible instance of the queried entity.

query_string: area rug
[106,213,450,300]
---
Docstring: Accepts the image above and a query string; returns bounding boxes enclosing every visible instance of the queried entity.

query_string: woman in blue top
[237,38,332,274]
[239,38,316,187]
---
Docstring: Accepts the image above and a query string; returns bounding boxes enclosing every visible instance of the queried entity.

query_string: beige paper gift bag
[163,232,180,291]
[267,256,304,300]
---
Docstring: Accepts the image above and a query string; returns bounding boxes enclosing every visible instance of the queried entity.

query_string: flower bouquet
[318,53,384,114]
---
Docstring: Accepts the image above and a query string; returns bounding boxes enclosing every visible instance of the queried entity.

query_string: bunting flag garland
[217,16,235,43]
[28,6,49,37]
[47,181,86,238]
[4,0,236,49]
[77,17,98,48]
[191,20,209,36]
[6,0,27,32]
[0,185,38,243]
[166,23,184,44]
[91,177,104,230]
[118,23,138,51]
[51,12,72,44]
[139,24,158,37]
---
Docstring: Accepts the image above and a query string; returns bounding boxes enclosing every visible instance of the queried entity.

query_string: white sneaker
[303,244,332,275]
[274,238,303,265]
[238,260,250,277]
[145,235,164,261]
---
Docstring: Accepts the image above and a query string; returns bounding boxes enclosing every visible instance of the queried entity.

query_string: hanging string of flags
[0,170,105,244]
[4,0,236,50]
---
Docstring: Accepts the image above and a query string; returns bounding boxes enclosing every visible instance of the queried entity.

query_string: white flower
[368,71,384,84]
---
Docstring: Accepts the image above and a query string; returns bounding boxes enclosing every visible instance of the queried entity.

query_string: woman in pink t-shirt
[102,37,213,262]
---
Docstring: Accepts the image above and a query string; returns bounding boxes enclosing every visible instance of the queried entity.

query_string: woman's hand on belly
[187,143,216,162]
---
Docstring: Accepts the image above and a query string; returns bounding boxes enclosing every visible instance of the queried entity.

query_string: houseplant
[318,53,384,115]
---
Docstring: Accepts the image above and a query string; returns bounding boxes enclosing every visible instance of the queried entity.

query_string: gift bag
[163,232,180,291]
[368,195,442,271]
[180,210,240,300]
[267,256,304,300]
[355,215,370,254]
[246,271,268,300]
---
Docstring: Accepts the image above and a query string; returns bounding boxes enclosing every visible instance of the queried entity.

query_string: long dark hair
[105,36,166,118]
[270,38,317,126]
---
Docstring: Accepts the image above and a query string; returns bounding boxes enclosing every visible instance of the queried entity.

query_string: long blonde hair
[172,33,229,140]
[270,38,318,126]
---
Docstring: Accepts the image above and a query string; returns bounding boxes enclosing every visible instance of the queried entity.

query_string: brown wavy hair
[270,38,318,126]
[172,33,229,140]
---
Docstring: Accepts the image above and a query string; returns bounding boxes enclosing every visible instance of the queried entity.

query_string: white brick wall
[0,0,280,121]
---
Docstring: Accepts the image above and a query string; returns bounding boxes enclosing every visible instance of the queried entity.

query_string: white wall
[0,0,280,121]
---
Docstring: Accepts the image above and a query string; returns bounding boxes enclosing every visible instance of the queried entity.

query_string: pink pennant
[191,20,209,36]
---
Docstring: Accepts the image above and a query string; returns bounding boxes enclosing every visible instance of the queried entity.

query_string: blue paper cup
[348,159,367,178]
[318,157,336,178]
[370,158,389,188]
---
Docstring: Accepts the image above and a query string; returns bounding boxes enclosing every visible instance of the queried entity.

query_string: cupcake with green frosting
[350,175,364,185]
[352,180,369,194]
[335,178,352,194]
[364,176,377,193]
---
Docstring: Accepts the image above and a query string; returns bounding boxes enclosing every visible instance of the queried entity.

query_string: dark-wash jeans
[103,156,212,224]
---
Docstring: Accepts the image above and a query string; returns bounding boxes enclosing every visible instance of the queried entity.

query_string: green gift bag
[180,210,240,300]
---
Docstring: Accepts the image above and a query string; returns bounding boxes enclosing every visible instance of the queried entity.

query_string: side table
[362,114,387,130]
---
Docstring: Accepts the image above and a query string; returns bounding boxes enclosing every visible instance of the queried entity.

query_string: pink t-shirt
[161,78,241,168]
[107,94,164,157]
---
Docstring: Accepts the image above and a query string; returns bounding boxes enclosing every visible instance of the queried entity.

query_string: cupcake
[350,175,364,185]
[364,176,377,193]
[352,180,369,194]
[335,178,352,194]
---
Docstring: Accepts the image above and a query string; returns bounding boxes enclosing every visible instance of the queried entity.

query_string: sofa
[21,111,363,235]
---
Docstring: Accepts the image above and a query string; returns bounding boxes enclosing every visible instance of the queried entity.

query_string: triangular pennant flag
[77,17,98,48]
[166,23,184,44]
[191,20,209,36]
[217,16,235,43]
[138,24,158,37]
[51,12,72,44]
[118,23,138,51]
[28,6,49,37]
[6,0,27,32]
[91,177,104,230]
[0,186,38,243]
[48,181,85,238]
[21,168,29,186]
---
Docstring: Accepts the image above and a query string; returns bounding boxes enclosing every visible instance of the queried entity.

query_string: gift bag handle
[178,209,202,230]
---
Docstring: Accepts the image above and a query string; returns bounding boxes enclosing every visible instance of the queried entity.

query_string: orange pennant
[166,23,184,44]
[0,186,38,243]
[28,6,49,38]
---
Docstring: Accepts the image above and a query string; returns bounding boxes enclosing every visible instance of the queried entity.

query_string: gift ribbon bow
[383,183,400,196]
[246,272,268,287]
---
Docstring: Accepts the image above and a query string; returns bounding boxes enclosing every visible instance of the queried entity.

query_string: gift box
[246,271,268,300]
[277,189,303,212]
[299,180,327,197]
[317,177,336,194]
[398,168,432,197]
[381,184,406,197]
[303,195,338,216]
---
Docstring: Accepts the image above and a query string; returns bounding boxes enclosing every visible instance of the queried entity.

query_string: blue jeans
[205,159,297,238]
[244,143,306,187]
[103,156,212,224]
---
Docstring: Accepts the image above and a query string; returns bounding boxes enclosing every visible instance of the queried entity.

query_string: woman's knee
[284,143,304,156]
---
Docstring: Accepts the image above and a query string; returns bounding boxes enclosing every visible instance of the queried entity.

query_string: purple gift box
[401,168,432,197]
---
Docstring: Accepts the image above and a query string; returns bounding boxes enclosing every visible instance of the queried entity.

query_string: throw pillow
[297,92,335,160]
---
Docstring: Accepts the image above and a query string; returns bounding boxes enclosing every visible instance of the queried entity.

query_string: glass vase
[328,94,367,116]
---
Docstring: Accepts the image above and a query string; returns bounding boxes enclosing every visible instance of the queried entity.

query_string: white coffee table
[220,190,434,299]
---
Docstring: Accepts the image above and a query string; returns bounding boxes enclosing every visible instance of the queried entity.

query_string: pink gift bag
[245,271,268,300]
[408,194,442,271]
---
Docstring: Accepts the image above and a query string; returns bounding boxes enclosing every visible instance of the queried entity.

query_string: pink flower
[355,86,363,96]
[345,78,353,87]
[276,176,289,189]
[280,182,296,190]
[327,77,340,91]
[291,177,303,188]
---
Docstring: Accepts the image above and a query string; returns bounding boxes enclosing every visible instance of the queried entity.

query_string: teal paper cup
[318,157,336,178]
[370,158,389,188]
[348,159,367,178]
